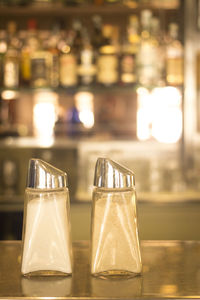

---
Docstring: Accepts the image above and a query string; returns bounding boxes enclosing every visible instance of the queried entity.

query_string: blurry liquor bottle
[196,48,200,131]
[150,16,165,86]
[91,15,105,60]
[47,23,60,88]
[120,15,140,85]
[30,26,52,88]
[165,23,183,86]
[4,21,20,89]
[59,20,81,87]
[97,24,119,86]
[0,30,7,86]
[78,28,96,86]
[137,9,160,87]
[21,19,39,86]
[197,50,200,90]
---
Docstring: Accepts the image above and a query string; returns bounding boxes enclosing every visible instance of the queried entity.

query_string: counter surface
[0,240,200,299]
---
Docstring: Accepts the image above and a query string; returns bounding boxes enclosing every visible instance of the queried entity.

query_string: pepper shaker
[21,158,73,276]
[91,157,142,278]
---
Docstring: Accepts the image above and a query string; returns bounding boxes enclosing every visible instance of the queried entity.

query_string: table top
[0,240,200,299]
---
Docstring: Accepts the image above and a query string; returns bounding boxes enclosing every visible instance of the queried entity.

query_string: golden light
[61,45,71,54]
[33,91,58,145]
[151,87,182,143]
[136,86,182,144]
[1,90,19,100]
[74,91,94,129]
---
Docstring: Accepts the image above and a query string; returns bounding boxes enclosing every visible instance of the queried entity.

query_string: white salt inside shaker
[21,159,73,276]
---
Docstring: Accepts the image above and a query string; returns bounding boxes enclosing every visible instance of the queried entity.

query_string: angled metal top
[26,158,68,189]
[94,157,135,188]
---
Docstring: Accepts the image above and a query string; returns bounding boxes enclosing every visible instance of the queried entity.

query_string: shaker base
[92,269,141,280]
[22,270,72,277]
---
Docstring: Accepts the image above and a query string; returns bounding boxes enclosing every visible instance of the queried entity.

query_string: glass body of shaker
[91,187,142,277]
[21,187,73,276]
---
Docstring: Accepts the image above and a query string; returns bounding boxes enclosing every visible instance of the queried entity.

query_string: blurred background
[0,0,199,241]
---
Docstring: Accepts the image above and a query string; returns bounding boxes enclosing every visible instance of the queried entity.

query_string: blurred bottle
[165,22,183,86]
[120,15,139,85]
[30,23,52,88]
[47,22,60,88]
[59,20,80,88]
[97,24,119,86]
[150,16,165,86]
[78,27,96,86]
[0,30,7,86]
[4,21,21,89]
[21,19,39,86]
[66,101,81,136]
[137,10,160,87]
[196,50,200,94]
[91,15,105,61]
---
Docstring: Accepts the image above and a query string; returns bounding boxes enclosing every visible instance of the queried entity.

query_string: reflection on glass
[159,284,178,295]
[91,275,142,298]
[21,277,72,297]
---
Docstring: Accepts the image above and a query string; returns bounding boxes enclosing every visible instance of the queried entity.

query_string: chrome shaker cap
[94,157,135,188]
[26,158,68,189]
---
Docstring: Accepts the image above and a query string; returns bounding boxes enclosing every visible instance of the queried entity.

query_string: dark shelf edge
[0,3,180,16]
[0,84,141,95]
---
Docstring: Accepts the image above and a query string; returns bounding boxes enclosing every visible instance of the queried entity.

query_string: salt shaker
[91,157,142,278]
[21,158,73,276]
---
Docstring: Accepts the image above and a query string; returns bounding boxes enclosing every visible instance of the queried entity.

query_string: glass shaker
[91,157,142,278]
[21,158,73,276]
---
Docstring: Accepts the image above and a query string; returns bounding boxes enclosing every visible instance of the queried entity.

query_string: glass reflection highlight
[21,276,72,297]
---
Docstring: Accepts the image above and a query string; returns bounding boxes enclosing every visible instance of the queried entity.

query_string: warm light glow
[151,87,182,143]
[136,88,152,140]
[136,87,149,97]
[1,90,19,100]
[136,86,182,143]
[33,91,58,144]
[74,91,94,129]
[61,45,71,54]
[79,111,94,129]
[160,284,178,295]
[0,41,7,53]
[152,108,182,143]
[152,86,181,106]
